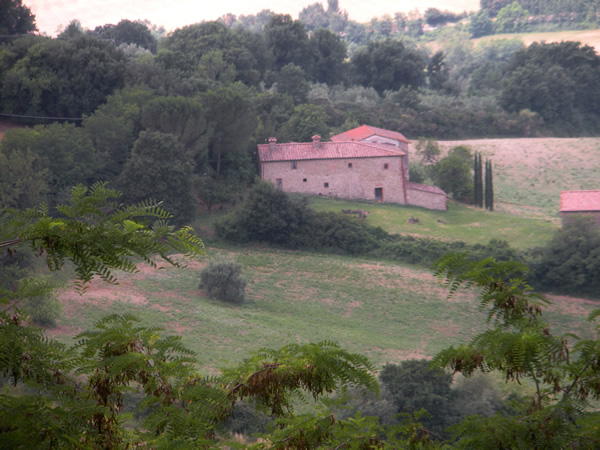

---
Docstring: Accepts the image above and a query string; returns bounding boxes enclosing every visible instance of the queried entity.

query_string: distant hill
[27,0,480,36]
[474,29,600,52]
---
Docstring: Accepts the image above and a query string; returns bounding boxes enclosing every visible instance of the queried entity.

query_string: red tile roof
[258,140,405,162]
[560,190,600,212]
[330,125,409,143]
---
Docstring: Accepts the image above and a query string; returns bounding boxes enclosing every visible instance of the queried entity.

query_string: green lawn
[54,246,596,373]
[307,196,556,249]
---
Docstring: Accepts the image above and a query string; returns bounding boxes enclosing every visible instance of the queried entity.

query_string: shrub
[527,215,600,296]
[199,258,247,304]
[216,180,311,246]
[24,295,63,327]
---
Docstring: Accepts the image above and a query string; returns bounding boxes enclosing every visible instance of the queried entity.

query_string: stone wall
[261,156,407,204]
[560,211,600,225]
[406,185,447,211]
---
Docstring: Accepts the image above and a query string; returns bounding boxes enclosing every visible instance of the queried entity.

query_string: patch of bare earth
[344,301,362,317]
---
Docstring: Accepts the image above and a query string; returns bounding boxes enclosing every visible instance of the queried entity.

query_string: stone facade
[406,182,447,211]
[261,155,408,204]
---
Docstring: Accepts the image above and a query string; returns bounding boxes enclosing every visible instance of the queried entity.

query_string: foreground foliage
[433,253,600,447]
[0,182,203,292]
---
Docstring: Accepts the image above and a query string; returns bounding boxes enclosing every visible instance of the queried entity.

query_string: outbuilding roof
[258,139,405,162]
[559,190,600,212]
[407,182,446,195]
[330,125,409,143]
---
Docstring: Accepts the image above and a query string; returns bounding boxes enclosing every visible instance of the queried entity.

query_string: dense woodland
[2,0,600,447]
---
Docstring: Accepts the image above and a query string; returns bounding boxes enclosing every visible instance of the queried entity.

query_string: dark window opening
[384,163,389,169]
[291,161,297,169]
[348,163,352,168]
[375,187,383,201]
[303,178,307,182]
[276,178,282,189]
[324,182,329,188]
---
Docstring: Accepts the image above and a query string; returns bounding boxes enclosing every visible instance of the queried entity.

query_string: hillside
[52,248,599,373]
[474,29,600,52]
[414,137,600,217]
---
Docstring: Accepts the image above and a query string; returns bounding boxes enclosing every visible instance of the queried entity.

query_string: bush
[199,258,247,304]
[215,180,311,246]
[527,215,600,296]
[24,295,63,327]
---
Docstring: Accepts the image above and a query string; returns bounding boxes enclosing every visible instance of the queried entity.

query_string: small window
[324,182,329,188]
[348,163,353,168]
[276,178,282,189]
[291,161,297,169]
[303,178,307,182]
[384,163,389,169]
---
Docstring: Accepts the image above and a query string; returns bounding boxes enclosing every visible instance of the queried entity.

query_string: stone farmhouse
[257,125,447,211]
[559,190,600,223]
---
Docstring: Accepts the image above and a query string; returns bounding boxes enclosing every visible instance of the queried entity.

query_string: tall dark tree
[162,21,268,86]
[264,14,312,73]
[199,87,257,181]
[278,104,330,142]
[431,145,473,202]
[350,39,426,94]
[480,0,513,16]
[0,35,126,119]
[118,131,196,224]
[308,28,347,85]
[485,159,494,211]
[427,50,449,90]
[141,95,210,162]
[379,360,458,436]
[0,124,96,198]
[0,0,36,35]
[469,10,494,38]
[91,19,158,53]
[298,2,329,30]
[83,86,154,179]
[474,152,483,208]
[499,41,600,128]
[277,63,309,105]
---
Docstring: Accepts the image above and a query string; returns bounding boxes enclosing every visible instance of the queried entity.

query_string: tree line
[2,4,600,221]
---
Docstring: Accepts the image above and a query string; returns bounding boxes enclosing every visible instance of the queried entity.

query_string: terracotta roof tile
[560,190,600,212]
[330,124,409,143]
[258,141,405,162]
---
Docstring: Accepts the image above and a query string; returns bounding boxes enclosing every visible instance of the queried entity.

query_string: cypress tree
[474,152,483,208]
[473,153,478,206]
[485,159,494,211]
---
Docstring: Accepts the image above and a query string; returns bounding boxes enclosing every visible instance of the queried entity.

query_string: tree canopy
[0,0,36,35]
[351,39,426,94]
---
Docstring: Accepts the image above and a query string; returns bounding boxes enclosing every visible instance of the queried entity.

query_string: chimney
[268,137,277,151]
[312,135,321,149]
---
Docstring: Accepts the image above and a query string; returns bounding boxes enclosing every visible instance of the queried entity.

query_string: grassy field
[52,246,599,373]
[474,29,600,52]
[308,196,555,249]
[432,138,600,217]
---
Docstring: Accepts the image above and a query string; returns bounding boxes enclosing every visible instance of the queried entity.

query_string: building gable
[330,124,409,144]
[560,190,600,212]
